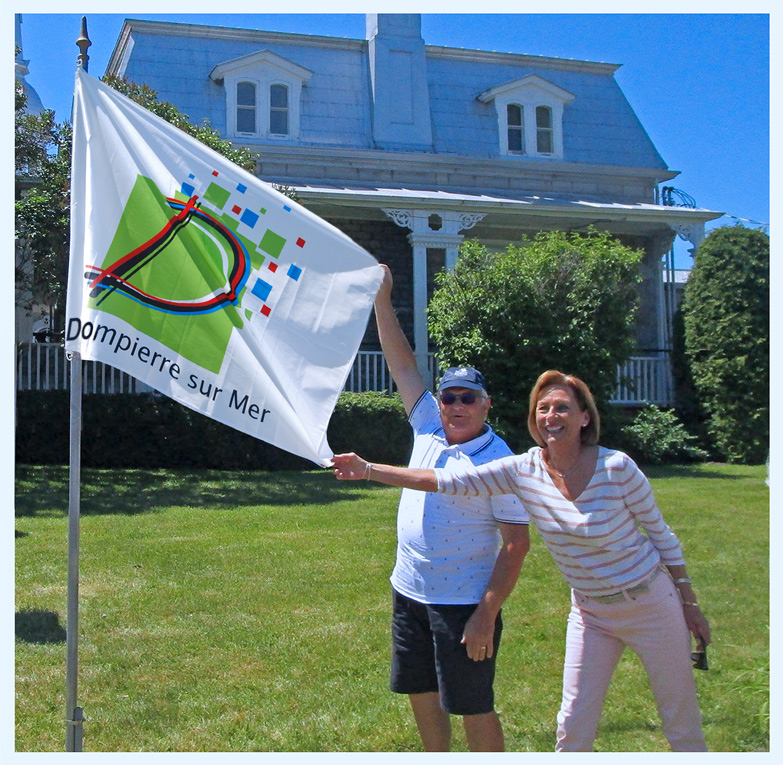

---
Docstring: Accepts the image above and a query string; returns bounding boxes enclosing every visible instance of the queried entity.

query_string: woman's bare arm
[331,452,437,491]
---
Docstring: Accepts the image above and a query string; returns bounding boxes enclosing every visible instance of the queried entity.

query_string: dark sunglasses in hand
[439,391,484,406]
[691,647,708,671]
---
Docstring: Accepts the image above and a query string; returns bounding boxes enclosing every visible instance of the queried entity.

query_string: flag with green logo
[65,69,382,466]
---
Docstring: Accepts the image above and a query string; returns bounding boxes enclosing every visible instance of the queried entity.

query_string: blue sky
[13,4,771,271]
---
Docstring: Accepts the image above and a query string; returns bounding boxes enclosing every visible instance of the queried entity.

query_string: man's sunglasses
[439,391,484,406]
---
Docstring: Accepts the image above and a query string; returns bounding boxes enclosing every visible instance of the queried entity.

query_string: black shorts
[389,588,502,716]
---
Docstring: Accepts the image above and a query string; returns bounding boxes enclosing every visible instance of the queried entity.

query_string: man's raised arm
[374,264,426,415]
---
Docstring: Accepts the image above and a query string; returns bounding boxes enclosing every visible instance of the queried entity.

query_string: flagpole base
[66,707,84,752]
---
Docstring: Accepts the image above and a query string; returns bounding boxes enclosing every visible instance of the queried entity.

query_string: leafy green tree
[427,230,643,449]
[681,225,769,463]
[670,305,713,453]
[15,82,71,330]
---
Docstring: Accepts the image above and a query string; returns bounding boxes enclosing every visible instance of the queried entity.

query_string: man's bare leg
[463,710,504,752]
[409,692,452,751]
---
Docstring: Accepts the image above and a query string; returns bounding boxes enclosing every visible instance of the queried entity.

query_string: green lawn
[15,462,769,752]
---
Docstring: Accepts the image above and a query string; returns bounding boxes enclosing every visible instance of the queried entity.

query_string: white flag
[65,69,382,466]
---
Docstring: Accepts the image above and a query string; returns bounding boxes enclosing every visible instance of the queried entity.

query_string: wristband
[364,462,372,481]
[681,601,699,607]
[674,577,692,585]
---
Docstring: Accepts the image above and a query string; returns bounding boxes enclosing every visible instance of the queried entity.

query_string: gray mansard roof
[107,18,668,172]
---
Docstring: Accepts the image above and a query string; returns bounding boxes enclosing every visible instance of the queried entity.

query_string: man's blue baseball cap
[437,366,487,392]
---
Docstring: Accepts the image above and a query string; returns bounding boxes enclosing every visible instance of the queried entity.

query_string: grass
[15,462,769,752]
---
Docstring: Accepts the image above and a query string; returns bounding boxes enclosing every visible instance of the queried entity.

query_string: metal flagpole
[65,16,90,754]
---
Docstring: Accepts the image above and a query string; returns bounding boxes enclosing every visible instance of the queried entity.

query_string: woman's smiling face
[535,384,589,448]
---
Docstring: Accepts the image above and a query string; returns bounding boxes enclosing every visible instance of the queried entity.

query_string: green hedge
[681,226,769,463]
[15,390,412,470]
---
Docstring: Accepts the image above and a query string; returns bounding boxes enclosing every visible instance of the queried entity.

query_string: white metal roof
[291,183,724,225]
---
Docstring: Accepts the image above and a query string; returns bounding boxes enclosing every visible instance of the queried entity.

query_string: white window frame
[210,51,313,141]
[268,82,290,137]
[235,80,258,137]
[535,105,554,155]
[506,103,524,154]
[478,74,575,159]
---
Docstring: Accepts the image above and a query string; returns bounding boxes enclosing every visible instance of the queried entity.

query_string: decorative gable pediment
[478,74,575,107]
[210,51,313,141]
[210,50,314,85]
[478,74,574,159]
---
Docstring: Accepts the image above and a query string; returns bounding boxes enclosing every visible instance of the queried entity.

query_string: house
[21,13,725,404]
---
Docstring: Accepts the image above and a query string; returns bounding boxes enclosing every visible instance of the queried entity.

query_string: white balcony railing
[16,344,673,406]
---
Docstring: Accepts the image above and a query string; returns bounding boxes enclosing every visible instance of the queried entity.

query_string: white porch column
[651,232,677,404]
[410,235,431,380]
[383,209,485,380]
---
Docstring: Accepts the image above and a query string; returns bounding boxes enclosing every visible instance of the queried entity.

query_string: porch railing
[16,344,673,406]
[612,355,673,406]
[16,342,152,394]
[343,350,396,394]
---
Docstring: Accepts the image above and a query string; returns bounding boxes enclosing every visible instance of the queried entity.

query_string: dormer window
[536,105,553,154]
[210,51,313,141]
[236,82,257,135]
[507,104,523,153]
[269,84,289,136]
[479,75,574,159]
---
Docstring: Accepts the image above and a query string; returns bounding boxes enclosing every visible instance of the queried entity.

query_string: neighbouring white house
[19,14,724,405]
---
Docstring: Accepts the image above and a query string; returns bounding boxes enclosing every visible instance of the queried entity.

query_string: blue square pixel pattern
[241,209,259,228]
[251,279,273,302]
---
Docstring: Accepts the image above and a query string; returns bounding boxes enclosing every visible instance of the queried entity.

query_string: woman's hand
[332,453,369,481]
[682,603,711,648]
[668,566,711,648]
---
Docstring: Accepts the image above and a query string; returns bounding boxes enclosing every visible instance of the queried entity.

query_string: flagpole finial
[76,16,91,72]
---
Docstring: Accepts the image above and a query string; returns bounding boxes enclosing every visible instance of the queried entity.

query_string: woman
[332,370,710,751]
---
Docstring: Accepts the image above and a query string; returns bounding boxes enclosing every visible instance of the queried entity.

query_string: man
[374,264,530,752]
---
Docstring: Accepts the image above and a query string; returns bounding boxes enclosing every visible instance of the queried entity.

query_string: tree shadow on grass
[16,609,67,644]
[642,464,751,480]
[15,464,388,518]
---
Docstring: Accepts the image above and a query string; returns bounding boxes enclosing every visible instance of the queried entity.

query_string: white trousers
[556,571,707,752]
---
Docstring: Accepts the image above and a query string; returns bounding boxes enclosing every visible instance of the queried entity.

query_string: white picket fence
[16,344,673,405]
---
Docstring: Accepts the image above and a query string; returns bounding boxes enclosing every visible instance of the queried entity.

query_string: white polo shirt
[390,391,529,605]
